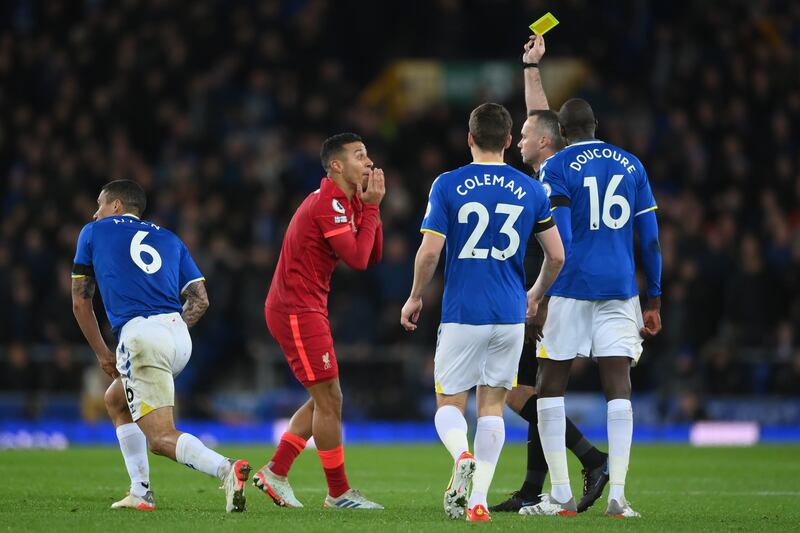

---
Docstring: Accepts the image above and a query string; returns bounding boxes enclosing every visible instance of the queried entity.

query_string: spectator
[0,1,798,420]
[0,343,39,419]
[42,344,85,394]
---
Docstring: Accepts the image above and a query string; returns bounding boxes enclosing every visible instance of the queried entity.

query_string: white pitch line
[281,486,800,497]
[493,488,800,497]
[638,490,800,497]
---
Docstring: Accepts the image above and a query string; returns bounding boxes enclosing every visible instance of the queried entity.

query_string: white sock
[116,423,150,497]
[175,433,230,481]
[434,405,469,461]
[607,399,633,502]
[467,416,505,509]
[538,397,572,503]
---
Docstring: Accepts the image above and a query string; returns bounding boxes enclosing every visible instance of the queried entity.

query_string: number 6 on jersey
[130,230,163,274]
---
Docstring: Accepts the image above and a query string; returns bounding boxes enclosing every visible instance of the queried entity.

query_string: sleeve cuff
[533,217,556,233]
[635,205,658,217]
[421,228,446,239]
[72,263,94,278]
[181,277,206,294]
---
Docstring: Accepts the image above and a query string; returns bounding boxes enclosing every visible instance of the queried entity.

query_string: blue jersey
[72,215,204,332]
[421,163,553,325]
[541,140,657,300]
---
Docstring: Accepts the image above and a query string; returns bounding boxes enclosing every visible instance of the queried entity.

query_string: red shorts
[264,308,339,386]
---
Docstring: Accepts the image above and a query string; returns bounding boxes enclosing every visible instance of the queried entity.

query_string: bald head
[558,98,597,141]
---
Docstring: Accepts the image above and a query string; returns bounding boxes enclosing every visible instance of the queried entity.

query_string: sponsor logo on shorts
[322,352,332,370]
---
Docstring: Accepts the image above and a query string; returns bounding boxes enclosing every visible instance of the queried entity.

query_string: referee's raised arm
[523,35,549,112]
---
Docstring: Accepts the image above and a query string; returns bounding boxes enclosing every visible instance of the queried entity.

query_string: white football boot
[222,458,252,513]
[110,490,156,511]
[519,493,578,516]
[443,451,476,519]
[606,497,641,518]
[324,488,384,509]
[252,465,304,508]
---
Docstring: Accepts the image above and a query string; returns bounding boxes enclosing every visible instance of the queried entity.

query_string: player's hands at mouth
[97,346,120,379]
[400,296,423,332]
[360,168,385,205]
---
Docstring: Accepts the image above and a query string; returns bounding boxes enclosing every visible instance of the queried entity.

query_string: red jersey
[266,177,383,316]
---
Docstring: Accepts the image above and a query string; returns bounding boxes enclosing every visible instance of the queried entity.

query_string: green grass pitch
[1,444,798,531]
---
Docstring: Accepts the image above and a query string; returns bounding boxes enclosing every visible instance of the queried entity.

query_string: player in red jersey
[253,133,385,510]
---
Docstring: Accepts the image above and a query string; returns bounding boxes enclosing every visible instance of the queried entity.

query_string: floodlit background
[1,0,799,447]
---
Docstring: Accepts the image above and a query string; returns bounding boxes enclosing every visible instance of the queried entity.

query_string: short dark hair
[527,109,564,149]
[558,98,597,139]
[469,103,513,152]
[320,132,363,171]
[101,180,147,216]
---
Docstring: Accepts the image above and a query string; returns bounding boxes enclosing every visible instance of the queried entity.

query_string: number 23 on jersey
[457,202,523,261]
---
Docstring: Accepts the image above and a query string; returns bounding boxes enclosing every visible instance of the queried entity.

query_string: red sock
[268,432,307,477]
[317,445,349,498]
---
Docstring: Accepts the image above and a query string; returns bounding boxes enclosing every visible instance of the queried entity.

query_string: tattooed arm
[71,276,118,378]
[181,280,209,327]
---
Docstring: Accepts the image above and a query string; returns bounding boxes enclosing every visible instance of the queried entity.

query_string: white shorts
[434,322,525,395]
[537,296,644,365]
[116,312,192,421]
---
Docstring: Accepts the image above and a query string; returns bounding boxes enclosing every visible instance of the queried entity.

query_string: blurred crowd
[1,0,799,421]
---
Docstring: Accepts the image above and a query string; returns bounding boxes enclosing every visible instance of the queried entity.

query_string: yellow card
[529,12,559,35]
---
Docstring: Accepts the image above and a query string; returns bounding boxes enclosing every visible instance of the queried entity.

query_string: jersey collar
[541,152,557,165]
[121,213,140,219]
[568,139,604,147]
[321,176,354,202]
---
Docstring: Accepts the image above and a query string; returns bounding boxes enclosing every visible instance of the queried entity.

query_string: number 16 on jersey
[583,175,630,230]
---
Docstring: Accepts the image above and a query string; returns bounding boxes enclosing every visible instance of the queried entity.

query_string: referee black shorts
[516,338,538,387]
